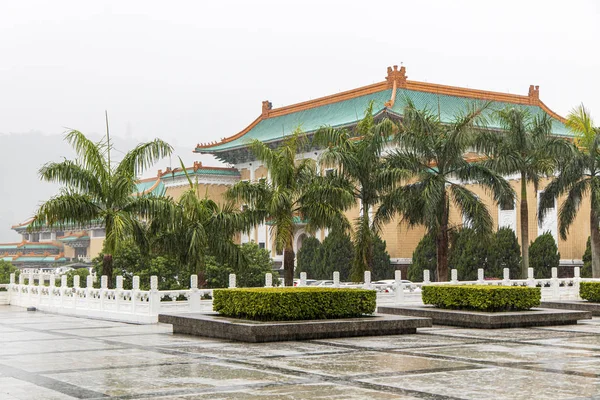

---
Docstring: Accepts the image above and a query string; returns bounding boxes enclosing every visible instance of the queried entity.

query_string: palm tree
[314,102,402,281]
[376,100,514,282]
[149,160,260,286]
[539,105,600,277]
[226,132,354,286]
[31,129,173,287]
[478,107,570,278]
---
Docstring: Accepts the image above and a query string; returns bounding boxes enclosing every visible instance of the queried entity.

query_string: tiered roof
[195,66,568,163]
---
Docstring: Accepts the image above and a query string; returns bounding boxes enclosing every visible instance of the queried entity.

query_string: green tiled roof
[135,179,166,197]
[198,90,392,153]
[0,243,60,250]
[58,236,90,242]
[166,168,241,178]
[8,256,67,263]
[388,89,570,137]
[197,86,570,156]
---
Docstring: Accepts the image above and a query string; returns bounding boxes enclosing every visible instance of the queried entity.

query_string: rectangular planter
[159,312,431,342]
[541,301,600,316]
[377,305,591,329]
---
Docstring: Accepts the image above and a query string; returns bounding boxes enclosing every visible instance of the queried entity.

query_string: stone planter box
[158,312,432,342]
[541,301,600,316]
[377,305,591,329]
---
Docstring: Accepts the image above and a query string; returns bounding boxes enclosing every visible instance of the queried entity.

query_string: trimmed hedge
[580,282,600,302]
[213,287,376,321]
[422,285,541,312]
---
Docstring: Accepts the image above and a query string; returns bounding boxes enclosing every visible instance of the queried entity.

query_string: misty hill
[0,132,219,242]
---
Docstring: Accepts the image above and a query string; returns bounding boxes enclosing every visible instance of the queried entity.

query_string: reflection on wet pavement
[1,305,600,399]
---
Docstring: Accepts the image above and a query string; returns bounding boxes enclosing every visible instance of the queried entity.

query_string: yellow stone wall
[89,238,104,259]
[165,184,230,204]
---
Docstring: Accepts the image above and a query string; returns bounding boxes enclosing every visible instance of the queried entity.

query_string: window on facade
[93,229,106,238]
[258,242,266,249]
[40,232,52,240]
[325,169,334,177]
[55,231,64,238]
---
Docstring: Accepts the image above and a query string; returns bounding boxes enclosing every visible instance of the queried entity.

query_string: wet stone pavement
[2,307,600,399]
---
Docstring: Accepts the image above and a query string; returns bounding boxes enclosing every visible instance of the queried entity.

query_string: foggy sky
[0,0,599,240]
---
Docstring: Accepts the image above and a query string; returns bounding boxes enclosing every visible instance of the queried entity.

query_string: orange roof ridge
[196,65,567,150]
[11,218,33,229]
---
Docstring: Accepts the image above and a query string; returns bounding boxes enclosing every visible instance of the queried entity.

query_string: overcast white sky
[1,1,599,147]
[0,1,599,239]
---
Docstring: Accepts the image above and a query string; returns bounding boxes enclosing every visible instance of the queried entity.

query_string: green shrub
[372,235,394,281]
[296,236,323,279]
[449,228,489,281]
[320,229,354,281]
[64,268,90,287]
[580,282,600,302]
[530,232,560,279]
[205,242,277,288]
[213,287,376,321]
[582,237,592,278]
[422,285,541,312]
[409,234,437,282]
[0,260,19,284]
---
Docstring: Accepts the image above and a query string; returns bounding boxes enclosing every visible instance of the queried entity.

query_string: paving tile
[362,367,600,400]
[0,337,123,356]
[526,334,600,350]
[425,326,587,341]
[0,377,76,400]
[256,351,477,377]
[46,362,297,397]
[314,333,479,349]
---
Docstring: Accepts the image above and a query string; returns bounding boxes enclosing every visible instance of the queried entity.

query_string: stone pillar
[574,267,581,300]
[423,270,430,284]
[149,276,160,316]
[451,269,458,283]
[527,268,535,287]
[333,271,340,288]
[100,275,108,311]
[300,272,307,287]
[264,273,273,288]
[551,267,559,300]
[132,276,140,314]
[228,274,236,289]
[477,269,484,284]
[189,274,200,312]
[394,269,404,303]
[74,275,80,288]
[503,268,510,286]
[363,271,371,289]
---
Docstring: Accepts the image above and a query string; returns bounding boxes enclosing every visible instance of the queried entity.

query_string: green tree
[205,243,276,288]
[372,235,394,281]
[409,234,437,282]
[479,107,570,278]
[0,260,19,284]
[378,100,514,281]
[320,228,354,281]
[487,228,521,279]
[31,129,173,287]
[448,228,489,281]
[315,102,400,281]
[296,237,323,279]
[582,237,592,278]
[529,232,560,279]
[227,132,354,286]
[540,105,600,277]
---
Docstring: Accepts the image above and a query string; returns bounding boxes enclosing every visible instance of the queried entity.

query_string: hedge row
[213,287,376,321]
[422,285,541,312]
[580,282,600,302]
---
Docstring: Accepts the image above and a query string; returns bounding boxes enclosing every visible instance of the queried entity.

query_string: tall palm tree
[31,129,173,287]
[148,160,260,286]
[478,107,570,278]
[314,102,402,281]
[539,105,600,277]
[377,100,514,282]
[226,132,354,286]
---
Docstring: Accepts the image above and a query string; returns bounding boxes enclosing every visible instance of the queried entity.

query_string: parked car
[311,280,335,287]
[372,280,418,292]
[293,279,317,286]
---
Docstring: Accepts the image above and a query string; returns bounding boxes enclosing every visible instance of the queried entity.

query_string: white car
[372,280,418,292]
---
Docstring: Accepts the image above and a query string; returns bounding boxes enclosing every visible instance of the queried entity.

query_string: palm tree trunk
[590,197,600,278]
[283,246,295,286]
[436,193,449,282]
[102,254,113,289]
[520,173,529,279]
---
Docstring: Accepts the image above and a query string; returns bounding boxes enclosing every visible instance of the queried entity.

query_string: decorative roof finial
[262,100,273,118]
[386,65,407,88]
[528,85,540,104]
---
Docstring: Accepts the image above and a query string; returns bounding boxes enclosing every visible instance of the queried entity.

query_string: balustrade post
[333,271,340,288]
[74,275,80,288]
[574,266,581,300]
[451,269,458,284]
[86,275,93,310]
[100,275,108,311]
[149,276,160,316]
[526,268,535,287]
[48,274,56,307]
[394,269,404,304]
[115,276,123,312]
[8,273,15,304]
[299,272,307,287]
[189,275,200,312]
[551,267,559,300]
[477,269,484,284]
[131,276,140,314]
[503,268,510,286]
[60,275,67,308]
[27,272,34,307]
[228,274,236,289]
[36,273,44,307]
[72,275,80,309]
[264,273,273,288]
[423,270,430,284]
[363,271,371,290]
